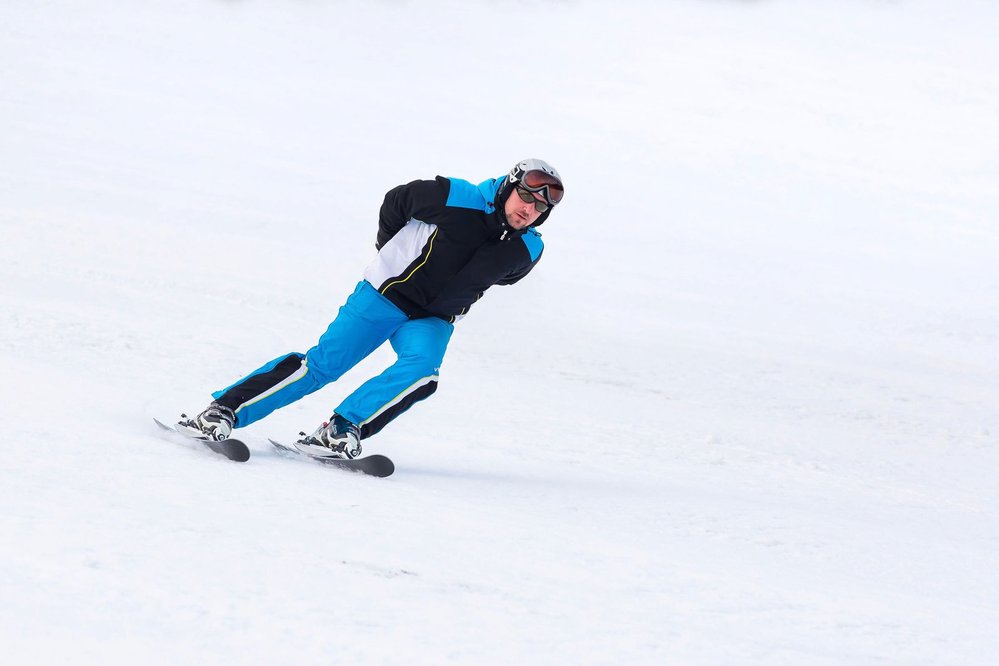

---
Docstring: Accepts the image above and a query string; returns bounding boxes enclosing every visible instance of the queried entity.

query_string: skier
[176,158,564,460]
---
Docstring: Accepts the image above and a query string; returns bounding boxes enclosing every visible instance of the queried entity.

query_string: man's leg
[335,316,454,439]
[212,281,408,427]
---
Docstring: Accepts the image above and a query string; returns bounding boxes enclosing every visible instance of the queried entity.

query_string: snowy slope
[2,1,998,664]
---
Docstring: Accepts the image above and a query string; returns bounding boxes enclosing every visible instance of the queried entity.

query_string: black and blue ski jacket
[363,176,545,322]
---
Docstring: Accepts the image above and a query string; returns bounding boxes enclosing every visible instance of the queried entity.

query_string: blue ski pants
[212,280,453,439]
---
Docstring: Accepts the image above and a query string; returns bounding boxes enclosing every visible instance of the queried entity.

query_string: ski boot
[176,402,235,442]
[294,413,361,459]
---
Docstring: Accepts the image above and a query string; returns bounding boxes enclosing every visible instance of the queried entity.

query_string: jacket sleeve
[376,177,450,250]
[496,250,542,285]
[424,241,541,320]
[497,230,543,285]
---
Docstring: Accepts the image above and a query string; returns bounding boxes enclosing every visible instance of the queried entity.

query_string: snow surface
[2,0,998,663]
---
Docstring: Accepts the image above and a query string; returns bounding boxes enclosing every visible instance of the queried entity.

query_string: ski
[268,439,395,478]
[153,418,251,462]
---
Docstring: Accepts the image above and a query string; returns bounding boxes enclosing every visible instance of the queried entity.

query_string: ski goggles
[518,169,564,208]
[516,186,554,214]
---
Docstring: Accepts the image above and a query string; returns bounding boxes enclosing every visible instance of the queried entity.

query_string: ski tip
[368,455,395,477]
[228,443,251,463]
[269,439,395,477]
[157,417,250,463]
[326,455,394,478]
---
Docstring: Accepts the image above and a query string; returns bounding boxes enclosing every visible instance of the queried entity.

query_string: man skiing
[176,158,564,460]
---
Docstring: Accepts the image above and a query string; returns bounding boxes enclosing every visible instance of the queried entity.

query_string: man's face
[503,186,546,230]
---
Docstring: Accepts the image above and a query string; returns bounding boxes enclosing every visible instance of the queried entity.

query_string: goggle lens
[517,186,550,213]
[521,169,564,205]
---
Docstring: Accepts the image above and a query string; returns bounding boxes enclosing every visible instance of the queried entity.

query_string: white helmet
[506,158,565,208]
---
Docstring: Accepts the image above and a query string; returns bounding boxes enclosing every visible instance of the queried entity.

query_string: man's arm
[496,254,541,285]
[376,177,450,250]
[497,230,544,285]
